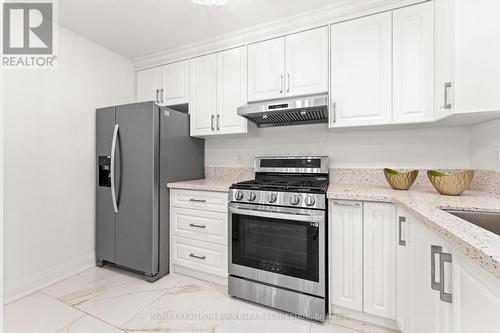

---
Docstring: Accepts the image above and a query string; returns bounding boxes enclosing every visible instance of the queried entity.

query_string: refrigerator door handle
[110,124,119,213]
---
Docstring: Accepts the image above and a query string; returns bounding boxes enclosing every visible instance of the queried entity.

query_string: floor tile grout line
[40,290,129,333]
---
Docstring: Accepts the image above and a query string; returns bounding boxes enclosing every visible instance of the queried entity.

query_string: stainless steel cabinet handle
[155,89,159,104]
[333,201,360,207]
[444,82,452,109]
[189,223,206,229]
[110,124,119,213]
[439,252,453,303]
[211,115,214,131]
[286,73,290,93]
[216,114,220,131]
[160,88,164,104]
[431,245,442,291]
[189,253,206,260]
[280,74,283,94]
[398,216,406,246]
[189,198,206,203]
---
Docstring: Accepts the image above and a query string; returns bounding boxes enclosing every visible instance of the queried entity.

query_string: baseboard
[173,265,228,286]
[4,252,96,304]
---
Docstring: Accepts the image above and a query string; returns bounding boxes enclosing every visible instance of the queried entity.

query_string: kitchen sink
[444,210,500,236]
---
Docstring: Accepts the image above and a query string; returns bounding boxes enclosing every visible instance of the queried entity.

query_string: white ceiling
[57,0,338,61]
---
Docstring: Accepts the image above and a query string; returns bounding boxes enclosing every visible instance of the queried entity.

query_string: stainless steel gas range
[228,156,329,320]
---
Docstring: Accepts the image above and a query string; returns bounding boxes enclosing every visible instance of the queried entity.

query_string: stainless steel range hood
[237,94,329,128]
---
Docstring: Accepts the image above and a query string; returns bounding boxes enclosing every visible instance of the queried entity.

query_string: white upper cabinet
[136,66,163,103]
[393,2,434,124]
[190,54,217,136]
[434,0,455,119]
[216,47,248,135]
[248,37,285,102]
[449,0,500,113]
[248,27,328,102]
[163,60,190,106]
[330,12,392,127]
[363,202,396,320]
[285,27,329,97]
[136,60,190,106]
[330,200,363,312]
[190,46,248,137]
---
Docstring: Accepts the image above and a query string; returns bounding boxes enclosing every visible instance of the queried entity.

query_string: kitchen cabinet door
[434,0,455,119]
[190,54,217,136]
[396,209,411,332]
[216,46,248,135]
[408,220,443,333]
[363,202,396,320]
[330,200,363,312]
[136,66,162,103]
[285,27,328,97]
[448,248,500,333]
[247,37,285,102]
[162,60,190,106]
[453,0,500,113]
[330,12,392,127]
[393,2,434,124]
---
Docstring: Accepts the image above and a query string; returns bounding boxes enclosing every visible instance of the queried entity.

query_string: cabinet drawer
[170,189,228,213]
[171,207,227,245]
[171,236,227,277]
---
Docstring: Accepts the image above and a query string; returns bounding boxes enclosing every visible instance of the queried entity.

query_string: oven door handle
[229,205,324,223]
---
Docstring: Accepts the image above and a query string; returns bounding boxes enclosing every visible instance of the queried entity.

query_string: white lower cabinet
[330,200,363,311]
[397,208,500,333]
[332,201,500,332]
[396,208,411,332]
[171,236,227,278]
[363,202,396,319]
[170,189,228,282]
[329,200,396,321]
[449,250,500,333]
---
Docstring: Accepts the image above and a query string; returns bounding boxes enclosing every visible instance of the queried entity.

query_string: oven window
[232,213,319,282]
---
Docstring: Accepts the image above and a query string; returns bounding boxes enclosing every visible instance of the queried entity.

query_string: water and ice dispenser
[98,156,111,187]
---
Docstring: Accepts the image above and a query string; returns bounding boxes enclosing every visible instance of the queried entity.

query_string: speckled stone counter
[327,184,500,280]
[167,178,236,192]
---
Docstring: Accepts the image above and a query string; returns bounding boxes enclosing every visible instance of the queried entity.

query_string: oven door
[228,203,325,297]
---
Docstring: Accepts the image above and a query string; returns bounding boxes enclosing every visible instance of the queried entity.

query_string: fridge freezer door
[96,106,116,263]
[115,102,159,275]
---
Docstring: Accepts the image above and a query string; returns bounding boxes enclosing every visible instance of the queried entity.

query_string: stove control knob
[247,192,257,202]
[267,193,277,203]
[289,194,300,206]
[304,195,316,207]
[235,191,244,201]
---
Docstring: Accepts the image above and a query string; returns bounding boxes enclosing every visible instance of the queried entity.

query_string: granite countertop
[167,178,236,192]
[327,184,500,280]
[167,178,500,279]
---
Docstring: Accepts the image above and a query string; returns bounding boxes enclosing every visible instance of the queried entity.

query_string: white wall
[3,26,135,301]
[205,124,470,169]
[469,118,500,171]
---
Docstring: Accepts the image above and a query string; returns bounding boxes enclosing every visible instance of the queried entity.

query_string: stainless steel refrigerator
[96,101,204,281]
